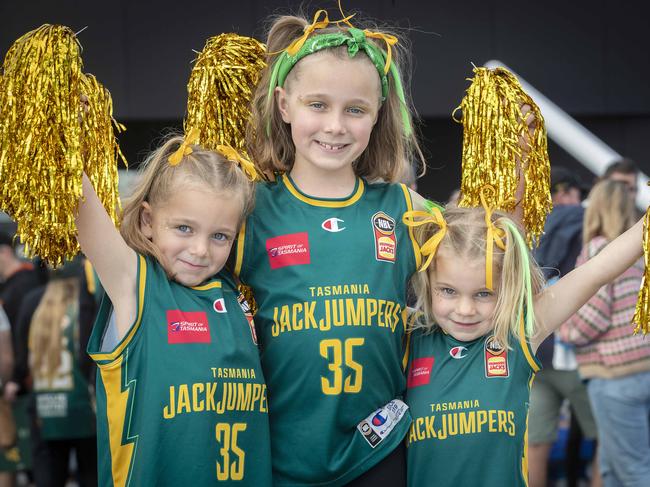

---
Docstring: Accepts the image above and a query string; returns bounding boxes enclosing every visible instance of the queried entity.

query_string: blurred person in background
[11,258,98,487]
[529,167,599,487]
[1,233,43,487]
[559,179,650,487]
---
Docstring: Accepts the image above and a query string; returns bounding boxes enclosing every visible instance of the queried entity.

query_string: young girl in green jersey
[77,133,273,486]
[403,198,644,487]
[236,6,424,486]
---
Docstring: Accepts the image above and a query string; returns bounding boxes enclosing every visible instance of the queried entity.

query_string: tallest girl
[236,7,425,486]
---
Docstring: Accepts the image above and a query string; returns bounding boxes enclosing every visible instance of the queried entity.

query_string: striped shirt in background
[559,236,650,379]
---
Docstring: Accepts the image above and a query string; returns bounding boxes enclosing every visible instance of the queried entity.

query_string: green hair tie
[266,28,412,136]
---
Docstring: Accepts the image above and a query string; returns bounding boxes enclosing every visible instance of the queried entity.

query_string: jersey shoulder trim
[89,254,148,364]
[399,184,422,270]
[517,315,541,372]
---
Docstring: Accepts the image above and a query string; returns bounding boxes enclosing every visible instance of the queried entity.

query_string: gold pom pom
[185,33,266,154]
[0,24,125,265]
[633,208,650,334]
[455,67,552,246]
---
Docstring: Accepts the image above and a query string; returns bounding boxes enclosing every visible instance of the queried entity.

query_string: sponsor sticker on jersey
[321,217,345,232]
[167,310,211,344]
[213,298,227,313]
[237,292,258,345]
[407,357,434,388]
[484,335,509,378]
[371,211,396,263]
[449,346,468,359]
[357,399,408,448]
[266,232,311,269]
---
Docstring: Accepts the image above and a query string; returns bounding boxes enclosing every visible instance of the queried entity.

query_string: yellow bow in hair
[336,1,397,74]
[480,186,508,290]
[402,205,447,272]
[286,10,331,56]
[168,127,200,166]
[216,144,260,181]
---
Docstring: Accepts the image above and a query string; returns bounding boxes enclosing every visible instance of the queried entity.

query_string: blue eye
[436,287,455,296]
[213,233,228,242]
[476,291,494,299]
[347,106,364,115]
[177,225,191,233]
[309,102,325,110]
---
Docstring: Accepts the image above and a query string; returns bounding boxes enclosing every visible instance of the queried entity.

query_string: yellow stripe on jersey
[191,281,222,291]
[89,255,147,363]
[234,220,247,278]
[521,373,536,486]
[518,315,540,372]
[99,352,137,487]
[400,184,422,270]
[84,259,96,295]
[282,174,365,207]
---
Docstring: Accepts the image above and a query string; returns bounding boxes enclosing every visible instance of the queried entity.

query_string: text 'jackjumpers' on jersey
[405,322,541,487]
[235,174,419,486]
[88,256,272,487]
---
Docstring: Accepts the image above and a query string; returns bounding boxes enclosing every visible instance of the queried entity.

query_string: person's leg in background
[587,372,650,487]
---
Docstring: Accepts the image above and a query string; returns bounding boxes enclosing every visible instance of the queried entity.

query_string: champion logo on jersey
[407,357,434,388]
[449,346,468,359]
[321,217,345,232]
[167,310,211,344]
[266,232,311,269]
[213,298,227,313]
[372,412,388,426]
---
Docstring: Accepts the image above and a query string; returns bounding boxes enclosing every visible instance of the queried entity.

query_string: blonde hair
[583,179,636,244]
[246,12,424,182]
[410,206,545,348]
[29,277,79,383]
[119,135,255,267]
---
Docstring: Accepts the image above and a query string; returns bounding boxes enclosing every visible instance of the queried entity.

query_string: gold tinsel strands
[455,67,552,246]
[633,207,650,334]
[184,33,266,154]
[0,24,125,265]
[80,73,127,231]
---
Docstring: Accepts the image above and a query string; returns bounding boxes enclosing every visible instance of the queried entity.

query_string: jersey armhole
[517,314,541,372]
[399,184,422,271]
[88,254,148,366]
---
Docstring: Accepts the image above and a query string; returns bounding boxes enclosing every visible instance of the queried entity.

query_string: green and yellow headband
[266,10,412,136]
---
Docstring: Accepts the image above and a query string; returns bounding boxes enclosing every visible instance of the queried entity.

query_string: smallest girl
[403,194,643,487]
[77,132,272,486]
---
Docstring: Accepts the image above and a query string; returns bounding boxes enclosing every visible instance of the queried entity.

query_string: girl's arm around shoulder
[76,173,137,341]
[531,217,644,350]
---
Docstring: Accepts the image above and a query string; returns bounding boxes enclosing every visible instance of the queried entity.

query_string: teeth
[319,142,345,150]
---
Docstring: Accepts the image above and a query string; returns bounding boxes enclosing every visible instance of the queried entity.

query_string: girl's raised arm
[531,217,644,350]
[76,173,137,338]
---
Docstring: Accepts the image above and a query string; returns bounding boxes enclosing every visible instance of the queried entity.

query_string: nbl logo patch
[371,212,396,263]
[484,335,509,378]
[167,310,211,344]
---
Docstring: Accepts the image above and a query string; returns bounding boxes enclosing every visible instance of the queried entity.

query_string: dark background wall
[3,0,649,202]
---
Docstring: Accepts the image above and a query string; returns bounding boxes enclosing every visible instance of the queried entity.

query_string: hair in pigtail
[491,217,545,350]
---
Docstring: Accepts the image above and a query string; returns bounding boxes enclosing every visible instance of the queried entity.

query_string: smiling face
[141,184,241,286]
[275,51,381,183]
[429,250,498,342]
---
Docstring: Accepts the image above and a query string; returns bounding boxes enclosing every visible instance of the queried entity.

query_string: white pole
[484,60,649,208]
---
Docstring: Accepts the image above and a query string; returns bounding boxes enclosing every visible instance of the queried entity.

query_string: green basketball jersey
[88,256,272,487]
[33,303,95,440]
[235,174,419,486]
[406,322,541,487]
